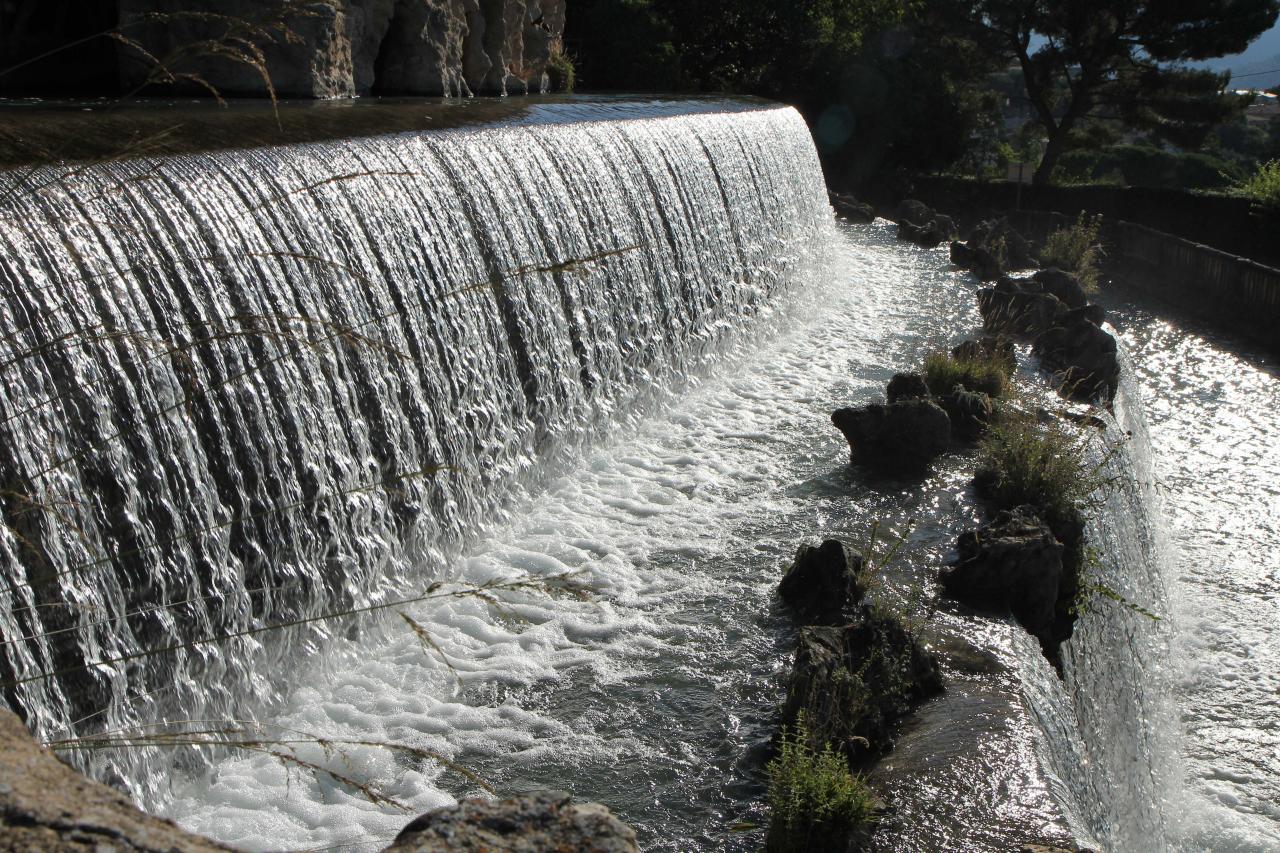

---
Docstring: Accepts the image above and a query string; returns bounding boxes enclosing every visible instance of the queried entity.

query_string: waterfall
[0,102,829,797]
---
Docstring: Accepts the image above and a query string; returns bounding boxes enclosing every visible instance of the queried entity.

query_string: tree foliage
[940,0,1280,182]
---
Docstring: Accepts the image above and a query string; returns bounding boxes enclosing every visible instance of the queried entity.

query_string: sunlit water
[1102,295,1280,852]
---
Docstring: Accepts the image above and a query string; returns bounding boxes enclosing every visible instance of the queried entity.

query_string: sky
[1201,23,1280,88]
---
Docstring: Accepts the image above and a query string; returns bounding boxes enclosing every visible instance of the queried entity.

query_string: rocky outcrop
[977,278,1067,337]
[1032,268,1087,310]
[885,371,929,403]
[968,218,1035,270]
[950,240,1004,281]
[831,399,951,476]
[1033,315,1120,402]
[830,192,876,223]
[778,539,866,624]
[0,709,230,851]
[781,608,943,764]
[942,508,1064,655]
[385,791,639,852]
[117,0,566,98]
[937,387,994,442]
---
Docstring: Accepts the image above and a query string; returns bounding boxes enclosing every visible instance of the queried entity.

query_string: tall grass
[922,352,1010,398]
[1040,213,1103,293]
[767,713,876,853]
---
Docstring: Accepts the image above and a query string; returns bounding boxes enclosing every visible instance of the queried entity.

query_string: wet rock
[894,198,933,227]
[950,241,1003,281]
[933,214,960,240]
[978,278,1066,337]
[831,192,876,223]
[898,218,949,248]
[1032,268,1087,310]
[937,388,994,442]
[781,607,944,764]
[942,508,1063,654]
[952,336,1016,374]
[1064,303,1106,327]
[886,371,929,403]
[778,539,867,625]
[969,218,1035,270]
[0,709,230,851]
[387,791,639,853]
[831,399,951,476]
[1033,317,1120,402]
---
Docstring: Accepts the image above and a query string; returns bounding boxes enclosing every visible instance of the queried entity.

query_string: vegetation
[934,0,1279,183]
[767,713,876,852]
[546,48,576,93]
[1238,159,1280,208]
[923,352,1011,399]
[975,415,1100,531]
[1040,214,1104,293]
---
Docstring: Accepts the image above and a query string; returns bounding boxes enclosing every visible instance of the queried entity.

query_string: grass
[1237,159,1280,209]
[1040,213,1103,293]
[546,49,576,93]
[767,713,876,852]
[974,414,1102,530]
[923,352,1010,398]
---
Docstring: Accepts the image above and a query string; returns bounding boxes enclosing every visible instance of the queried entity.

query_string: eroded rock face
[117,0,565,98]
[386,791,639,853]
[781,608,943,764]
[1032,268,1087,310]
[950,240,1004,281]
[1033,316,1120,402]
[942,508,1064,653]
[937,387,994,442]
[831,399,951,476]
[778,539,866,625]
[886,371,929,403]
[0,709,230,852]
[978,278,1067,337]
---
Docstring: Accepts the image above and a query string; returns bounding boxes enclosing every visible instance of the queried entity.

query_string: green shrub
[546,49,576,93]
[923,352,1010,398]
[767,714,876,852]
[1238,159,1280,208]
[974,415,1099,528]
[1040,213,1103,293]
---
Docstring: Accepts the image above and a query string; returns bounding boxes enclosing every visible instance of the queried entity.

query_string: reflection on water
[1103,291,1280,851]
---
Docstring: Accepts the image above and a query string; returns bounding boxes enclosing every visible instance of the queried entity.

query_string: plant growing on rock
[766,713,876,853]
[923,351,1010,399]
[1040,214,1104,293]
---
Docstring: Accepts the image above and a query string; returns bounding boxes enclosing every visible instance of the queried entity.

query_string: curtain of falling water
[0,104,828,797]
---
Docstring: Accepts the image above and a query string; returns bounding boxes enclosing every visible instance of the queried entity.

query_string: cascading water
[0,101,827,798]
[0,96,1262,853]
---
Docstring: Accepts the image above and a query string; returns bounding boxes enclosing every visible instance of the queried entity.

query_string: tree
[948,0,1280,183]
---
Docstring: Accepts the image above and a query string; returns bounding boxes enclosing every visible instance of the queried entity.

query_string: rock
[778,540,867,624]
[932,213,959,240]
[898,219,949,248]
[950,241,1003,281]
[1032,268,1087,310]
[1065,303,1106,327]
[937,388,994,442]
[831,399,951,476]
[894,198,933,227]
[781,607,943,764]
[886,371,929,403]
[951,336,1016,374]
[831,192,876,223]
[978,278,1066,337]
[1033,317,1120,402]
[386,791,639,852]
[942,508,1064,654]
[117,0,566,98]
[969,218,1034,270]
[0,709,230,851]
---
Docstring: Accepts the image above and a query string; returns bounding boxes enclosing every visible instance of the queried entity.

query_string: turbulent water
[0,98,1269,853]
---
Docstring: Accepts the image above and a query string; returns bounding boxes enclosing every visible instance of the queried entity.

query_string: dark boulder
[1032,268,1087,310]
[886,371,929,403]
[781,607,944,764]
[942,508,1064,655]
[831,400,951,476]
[1065,303,1106,327]
[831,192,876,223]
[387,791,639,853]
[1033,317,1120,402]
[978,278,1066,337]
[937,388,995,442]
[778,540,867,625]
[969,218,1035,270]
[950,241,1003,281]
[952,336,1016,374]
[894,198,933,226]
[898,218,949,248]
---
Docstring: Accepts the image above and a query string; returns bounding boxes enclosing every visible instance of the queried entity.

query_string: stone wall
[116,0,567,98]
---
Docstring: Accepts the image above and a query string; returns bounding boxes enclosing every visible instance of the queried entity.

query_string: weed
[923,351,1010,398]
[546,49,576,93]
[1237,159,1280,209]
[1040,213,1104,292]
[766,713,876,852]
